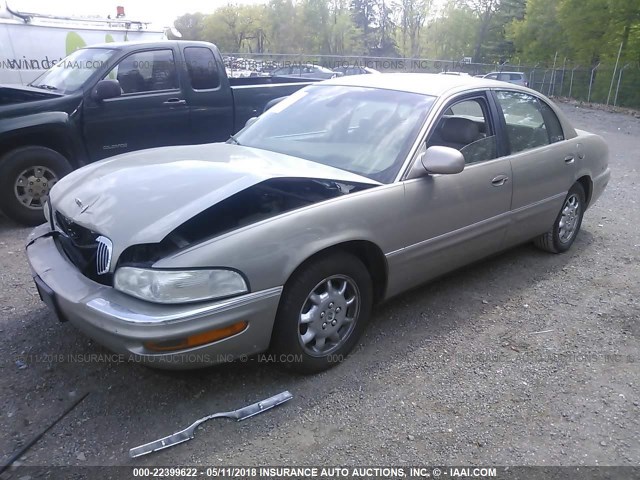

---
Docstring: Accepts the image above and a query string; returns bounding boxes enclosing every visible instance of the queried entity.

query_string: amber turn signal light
[144,321,248,352]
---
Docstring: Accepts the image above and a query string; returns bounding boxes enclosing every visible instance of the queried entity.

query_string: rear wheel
[534,182,586,253]
[271,252,373,374]
[0,147,72,225]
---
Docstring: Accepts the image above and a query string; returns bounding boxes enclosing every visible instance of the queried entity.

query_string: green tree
[558,0,609,65]
[329,0,365,54]
[264,0,298,53]
[202,4,266,53]
[351,0,377,52]
[398,0,433,57]
[423,2,477,60]
[171,12,206,40]
[606,0,640,63]
[299,0,332,54]
[458,0,501,62]
[507,0,565,63]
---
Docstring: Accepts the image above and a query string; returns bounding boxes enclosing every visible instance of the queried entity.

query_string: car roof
[320,72,514,97]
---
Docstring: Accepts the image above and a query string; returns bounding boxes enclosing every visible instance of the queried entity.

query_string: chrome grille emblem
[95,236,113,275]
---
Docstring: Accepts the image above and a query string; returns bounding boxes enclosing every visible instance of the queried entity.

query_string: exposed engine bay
[116,177,375,268]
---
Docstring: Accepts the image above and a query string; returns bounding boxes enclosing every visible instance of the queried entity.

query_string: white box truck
[0,1,165,85]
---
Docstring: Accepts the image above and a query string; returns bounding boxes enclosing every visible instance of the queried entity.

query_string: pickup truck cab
[0,40,312,224]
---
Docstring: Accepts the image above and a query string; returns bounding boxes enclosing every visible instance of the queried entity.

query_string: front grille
[55,211,112,285]
[95,236,113,275]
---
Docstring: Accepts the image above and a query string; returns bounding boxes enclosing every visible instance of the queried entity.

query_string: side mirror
[421,146,465,175]
[245,116,259,128]
[92,79,121,101]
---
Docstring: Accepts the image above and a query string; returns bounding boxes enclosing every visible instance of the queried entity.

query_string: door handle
[163,98,187,105]
[491,175,509,187]
[564,155,575,164]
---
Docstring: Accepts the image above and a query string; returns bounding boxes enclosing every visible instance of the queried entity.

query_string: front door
[388,94,513,296]
[83,48,190,161]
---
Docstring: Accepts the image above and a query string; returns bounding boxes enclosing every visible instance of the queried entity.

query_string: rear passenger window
[496,91,553,154]
[184,47,220,90]
[427,98,497,165]
[537,99,565,143]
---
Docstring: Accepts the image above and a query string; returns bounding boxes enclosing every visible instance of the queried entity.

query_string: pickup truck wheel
[271,252,373,374]
[0,147,72,225]
[534,182,586,253]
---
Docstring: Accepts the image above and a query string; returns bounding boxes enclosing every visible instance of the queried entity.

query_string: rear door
[181,45,234,144]
[391,92,513,295]
[83,47,190,160]
[492,89,576,246]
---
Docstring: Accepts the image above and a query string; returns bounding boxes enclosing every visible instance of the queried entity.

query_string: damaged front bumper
[25,224,282,369]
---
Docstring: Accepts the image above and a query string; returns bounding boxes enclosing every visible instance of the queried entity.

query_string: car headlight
[114,267,248,304]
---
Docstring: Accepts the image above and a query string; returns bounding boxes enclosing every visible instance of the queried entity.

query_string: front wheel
[0,147,72,225]
[270,252,373,374]
[534,182,586,253]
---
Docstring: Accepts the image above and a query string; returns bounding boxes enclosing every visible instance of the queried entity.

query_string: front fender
[154,183,405,292]
[0,111,70,135]
[0,111,84,167]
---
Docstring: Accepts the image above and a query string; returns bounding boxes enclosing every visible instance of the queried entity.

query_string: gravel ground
[0,103,638,475]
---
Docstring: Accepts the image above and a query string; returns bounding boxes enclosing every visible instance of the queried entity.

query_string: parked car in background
[333,65,381,76]
[439,71,470,76]
[484,71,529,87]
[0,41,314,225]
[26,74,610,373]
[271,64,341,79]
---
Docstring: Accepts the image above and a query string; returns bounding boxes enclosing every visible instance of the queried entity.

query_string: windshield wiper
[32,84,59,91]
[227,135,241,145]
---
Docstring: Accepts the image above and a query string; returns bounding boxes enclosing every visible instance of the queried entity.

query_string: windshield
[234,85,435,183]
[29,48,115,94]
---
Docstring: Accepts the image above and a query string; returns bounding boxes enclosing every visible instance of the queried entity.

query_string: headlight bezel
[113,266,250,304]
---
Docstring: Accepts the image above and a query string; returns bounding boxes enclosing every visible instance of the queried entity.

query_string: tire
[534,182,586,253]
[0,147,72,226]
[270,252,373,374]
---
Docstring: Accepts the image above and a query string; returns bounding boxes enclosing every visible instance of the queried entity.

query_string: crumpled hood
[51,143,380,257]
[0,84,63,105]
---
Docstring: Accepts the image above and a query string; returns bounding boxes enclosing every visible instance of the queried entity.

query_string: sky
[8,0,263,27]
[9,0,447,29]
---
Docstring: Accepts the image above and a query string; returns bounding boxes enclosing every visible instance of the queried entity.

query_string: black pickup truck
[0,41,312,225]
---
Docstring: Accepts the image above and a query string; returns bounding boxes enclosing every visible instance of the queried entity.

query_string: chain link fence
[224,53,640,110]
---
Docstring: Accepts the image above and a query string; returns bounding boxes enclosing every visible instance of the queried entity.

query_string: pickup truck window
[29,48,115,94]
[184,47,220,90]
[106,49,178,94]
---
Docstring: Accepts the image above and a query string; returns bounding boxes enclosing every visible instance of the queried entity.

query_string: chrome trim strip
[511,192,566,215]
[385,210,511,257]
[86,286,283,325]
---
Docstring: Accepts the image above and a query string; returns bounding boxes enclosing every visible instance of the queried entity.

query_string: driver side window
[426,97,497,165]
[105,49,178,95]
